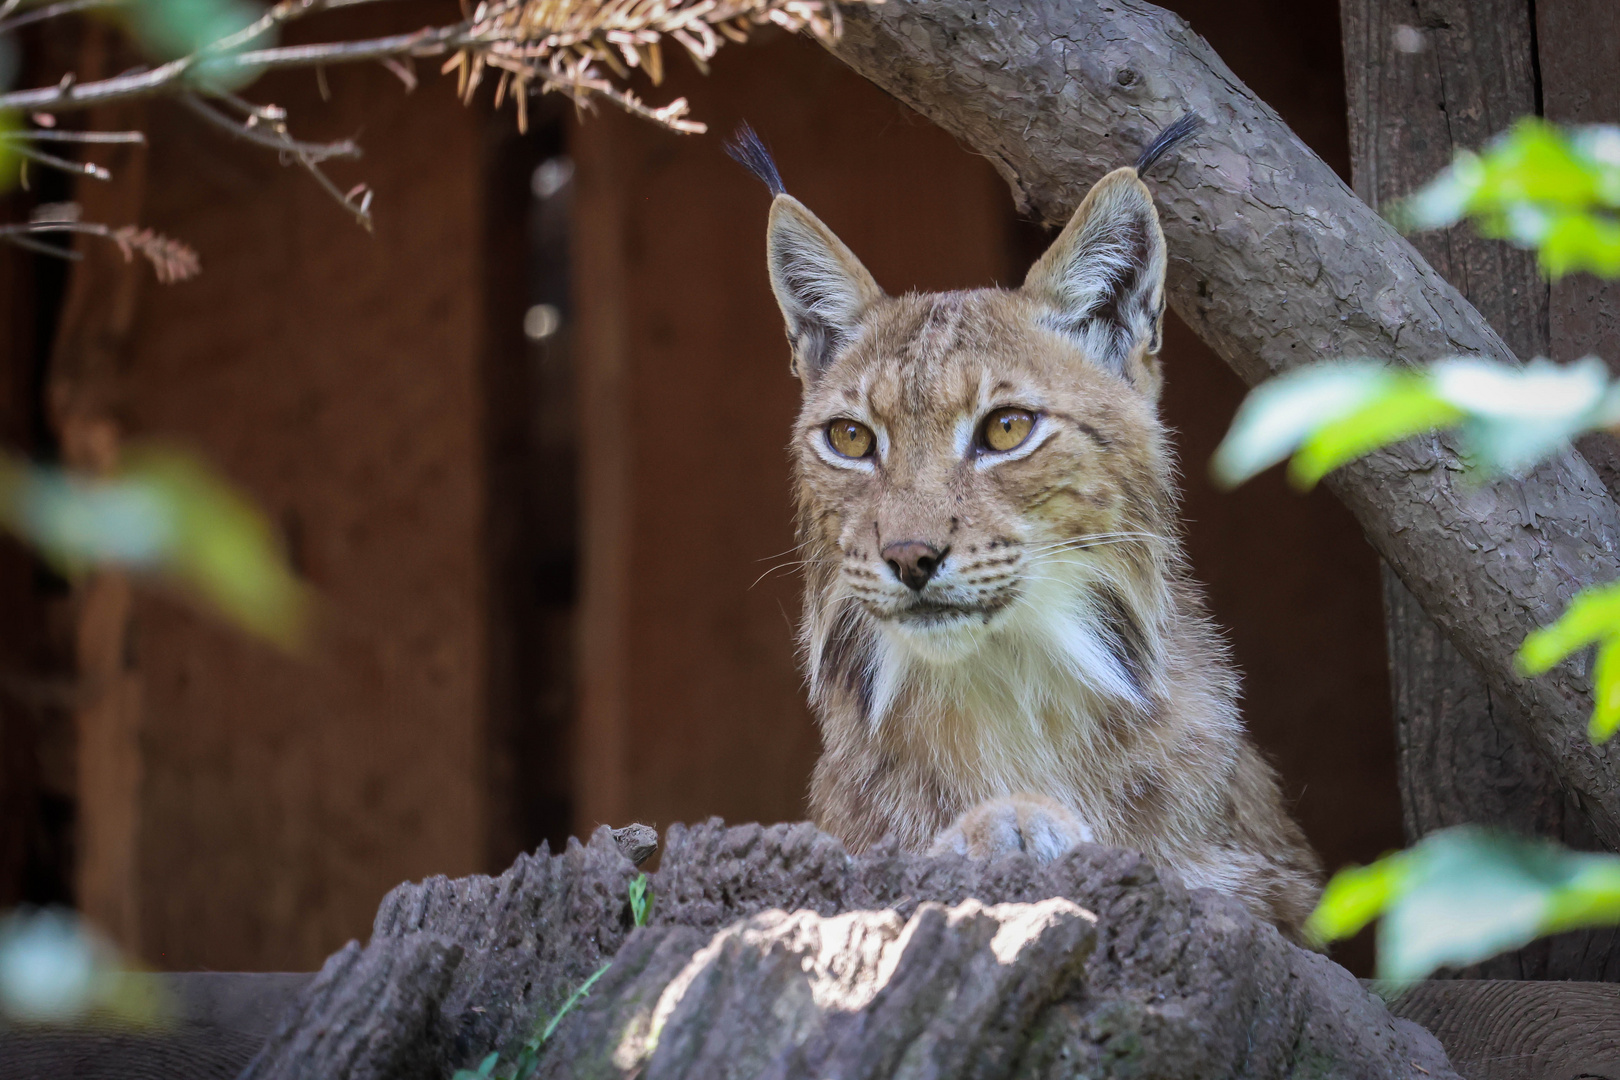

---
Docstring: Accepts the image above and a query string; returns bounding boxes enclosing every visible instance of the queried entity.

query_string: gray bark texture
[817,0,1620,852]
[1341,0,1620,980]
[240,823,1457,1080]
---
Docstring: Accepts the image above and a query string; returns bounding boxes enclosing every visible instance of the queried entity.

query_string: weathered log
[816,0,1620,853]
[240,822,1456,1079]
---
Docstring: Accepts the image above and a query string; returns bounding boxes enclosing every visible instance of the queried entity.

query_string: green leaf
[628,873,653,928]
[1592,636,1620,742]
[476,1050,501,1076]
[0,112,22,196]
[1394,118,1620,279]
[539,962,611,1044]
[1434,356,1612,473]
[0,446,308,648]
[1309,827,1620,984]
[1517,580,1620,675]
[1288,379,1463,488]
[1218,356,1620,493]
[1210,361,1394,487]
[1303,853,1410,947]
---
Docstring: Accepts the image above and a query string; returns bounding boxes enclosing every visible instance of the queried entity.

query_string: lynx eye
[826,418,875,459]
[979,408,1036,453]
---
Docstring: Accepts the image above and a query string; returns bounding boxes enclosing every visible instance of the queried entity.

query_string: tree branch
[0,0,121,36]
[823,0,1620,850]
[176,93,358,163]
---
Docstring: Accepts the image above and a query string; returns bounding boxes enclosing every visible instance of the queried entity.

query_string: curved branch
[824,0,1620,849]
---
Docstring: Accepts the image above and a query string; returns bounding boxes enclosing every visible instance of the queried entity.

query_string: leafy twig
[0,221,199,282]
[0,0,867,135]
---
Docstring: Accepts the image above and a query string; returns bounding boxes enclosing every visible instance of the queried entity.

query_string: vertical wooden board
[92,10,489,970]
[1538,1,1620,492]
[570,32,1017,833]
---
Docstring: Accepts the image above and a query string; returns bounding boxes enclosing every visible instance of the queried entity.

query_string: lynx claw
[929,793,1094,863]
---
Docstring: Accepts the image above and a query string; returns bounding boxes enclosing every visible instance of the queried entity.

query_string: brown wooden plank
[1340,0,1620,980]
[1385,979,1620,1080]
[1538,0,1620,495]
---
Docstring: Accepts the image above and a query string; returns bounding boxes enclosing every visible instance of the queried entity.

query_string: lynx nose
[882,541,947,592]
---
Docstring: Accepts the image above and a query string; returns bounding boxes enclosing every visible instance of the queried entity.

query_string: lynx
[731,120,1323,940]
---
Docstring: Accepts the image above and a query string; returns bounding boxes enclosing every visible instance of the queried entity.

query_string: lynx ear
[1023,168,1168,393]
[766,195,884,382]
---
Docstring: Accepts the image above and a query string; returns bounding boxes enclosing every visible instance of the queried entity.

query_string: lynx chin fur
[730,118,1323,941]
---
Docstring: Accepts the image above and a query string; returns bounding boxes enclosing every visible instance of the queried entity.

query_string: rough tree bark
[1341,0,1620,980]
[819,0,1620,853]
[239,824,1457,1080]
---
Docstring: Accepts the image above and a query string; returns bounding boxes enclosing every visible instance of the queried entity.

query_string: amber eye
[826,418,875,459]
[980,408,1036,453]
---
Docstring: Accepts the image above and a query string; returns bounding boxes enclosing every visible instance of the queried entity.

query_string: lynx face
[794,286,1171,672]
[773,169,1179,710]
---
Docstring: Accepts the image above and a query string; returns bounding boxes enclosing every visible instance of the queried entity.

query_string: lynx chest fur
[733,124,1322,940]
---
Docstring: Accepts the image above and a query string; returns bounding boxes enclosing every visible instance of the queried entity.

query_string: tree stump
[240,822,1457,1080]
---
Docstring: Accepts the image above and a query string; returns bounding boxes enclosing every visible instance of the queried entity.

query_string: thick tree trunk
[820,0,1620,853]
[239,823,1458,1080]
[1342,0,1620,980]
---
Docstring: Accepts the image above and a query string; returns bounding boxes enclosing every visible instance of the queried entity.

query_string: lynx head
[735,123,1197,723]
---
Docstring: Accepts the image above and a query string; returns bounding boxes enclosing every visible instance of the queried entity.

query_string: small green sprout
[628,873,653,928]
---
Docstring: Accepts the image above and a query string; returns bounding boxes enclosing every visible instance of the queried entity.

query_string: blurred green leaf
[1394,118,1620,278]
[1518,581,1620,674]
[1210,361,1394,487]
[1304,852,1409,946]
[1309,827,1620,983]
[0,445,307,648]
[1518,580,1620,742]
[0,908,169,1025]
[1288,379,1461,487]
[0,111,21,196]
[113,0,273,91]
[1214,356,1619,490]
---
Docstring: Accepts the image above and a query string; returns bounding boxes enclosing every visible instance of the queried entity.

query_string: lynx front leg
[929,793,1094,862]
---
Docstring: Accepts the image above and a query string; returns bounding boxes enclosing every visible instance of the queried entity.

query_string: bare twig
[13,142,111,179]
[0,0,121,36]
[4,232,83,259]
[0,128,146,143]
[177,93,367,226]
[177,93,359,163]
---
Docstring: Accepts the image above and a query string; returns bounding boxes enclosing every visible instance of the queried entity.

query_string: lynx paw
[929,793,1094,862]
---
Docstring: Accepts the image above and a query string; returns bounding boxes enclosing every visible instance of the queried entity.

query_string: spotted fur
[753,149,1323,941]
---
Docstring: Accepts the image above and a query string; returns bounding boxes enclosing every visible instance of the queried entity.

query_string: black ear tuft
[1134,113,1204,176]
[726,123,786,196]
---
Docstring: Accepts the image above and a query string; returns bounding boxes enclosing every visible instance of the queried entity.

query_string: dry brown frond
[450,0,873,133]
[111,227,201,284]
